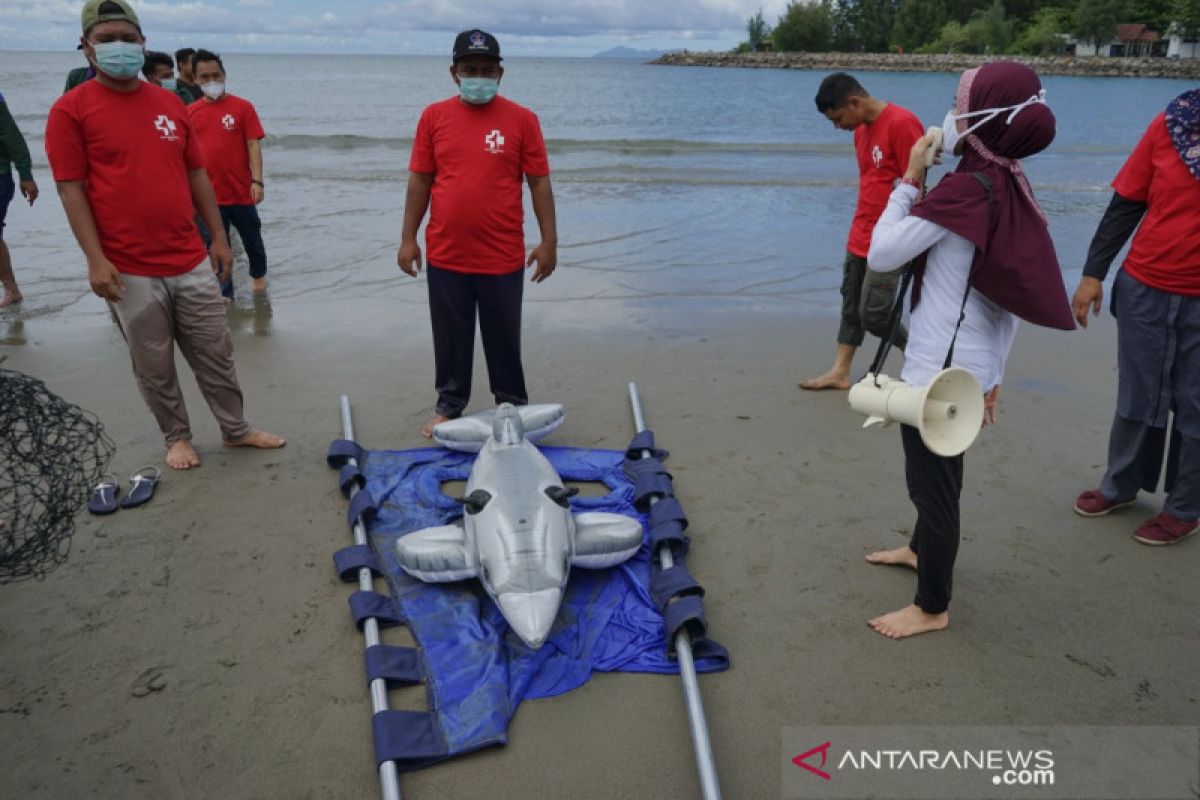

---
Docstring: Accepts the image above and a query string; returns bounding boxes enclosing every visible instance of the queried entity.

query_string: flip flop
[119,467,162,509]
[88,474,121,515]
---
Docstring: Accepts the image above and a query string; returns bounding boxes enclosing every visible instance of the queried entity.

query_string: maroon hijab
[911,61,1075,331]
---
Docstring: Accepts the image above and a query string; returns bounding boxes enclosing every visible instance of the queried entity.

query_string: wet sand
[1,288,1197,799]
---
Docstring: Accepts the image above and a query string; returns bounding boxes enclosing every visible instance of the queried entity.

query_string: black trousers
[901,424,963,614]
[427,264,527,418]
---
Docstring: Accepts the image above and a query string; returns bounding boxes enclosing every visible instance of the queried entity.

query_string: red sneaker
[1073,489,1136,517]
[1133,513,1200,546]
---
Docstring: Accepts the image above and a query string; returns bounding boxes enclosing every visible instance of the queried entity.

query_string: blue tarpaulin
[329,442,728,770]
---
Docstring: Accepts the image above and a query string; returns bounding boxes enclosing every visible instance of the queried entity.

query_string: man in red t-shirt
[188,48,268,299]
[1070,90,1200,545]
[801,73,924,390]
[397,29,557,438]
[45,0,283,470]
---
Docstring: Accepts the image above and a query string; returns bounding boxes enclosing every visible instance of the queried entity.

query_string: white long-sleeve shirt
[867,183,1017,392]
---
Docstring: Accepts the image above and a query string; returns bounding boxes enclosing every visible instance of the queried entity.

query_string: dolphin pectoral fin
[514,404,565,443]
[571,512,644,569]
[395,524,478,582]
[431,415,494,452]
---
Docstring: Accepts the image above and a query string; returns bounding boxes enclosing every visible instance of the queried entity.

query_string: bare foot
[0,291,22,308]
[868,604,948,639]
[224,429,286,449]
[865,546,917,569]
[252,277,268,292]
[421,415,452,438]
[799,370,851,391]
[166,440,202,470]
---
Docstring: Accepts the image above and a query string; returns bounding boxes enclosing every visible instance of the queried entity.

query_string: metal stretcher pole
[627,383,722,800]
[340,396,403,800]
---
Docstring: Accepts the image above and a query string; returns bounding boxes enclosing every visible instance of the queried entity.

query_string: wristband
[251,179,264,187]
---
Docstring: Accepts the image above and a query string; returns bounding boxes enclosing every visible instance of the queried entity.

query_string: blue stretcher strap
[338,463,365,497]
[349,590,403,630]
[372,710,448,769]
[333,544,380,582]
[327,439,364,469]
[365,645,423,687]
[347,489,378,526]
[690,637,731,669]
[625,459,675,512]
[625,430,668,461]
[650,565,705,613]
[650,496,688,531]
[663,594,709,656]
[649,519,689,556]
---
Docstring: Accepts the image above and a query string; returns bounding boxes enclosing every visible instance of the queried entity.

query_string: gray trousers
[1098,270,1200,520]
[837,251,907,350]
[109,261,250,446]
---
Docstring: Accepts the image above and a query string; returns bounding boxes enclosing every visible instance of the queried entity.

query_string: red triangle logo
[792,741,832,780]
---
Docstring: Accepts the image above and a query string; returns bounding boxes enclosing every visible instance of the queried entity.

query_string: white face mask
[200,81,225,100]
[942,89,1047,156]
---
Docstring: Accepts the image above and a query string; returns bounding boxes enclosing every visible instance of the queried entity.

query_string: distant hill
[593,46,666,59]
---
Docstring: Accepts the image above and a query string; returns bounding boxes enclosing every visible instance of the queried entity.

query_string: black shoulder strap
[942,172,994,370]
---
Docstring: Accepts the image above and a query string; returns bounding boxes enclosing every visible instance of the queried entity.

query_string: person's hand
[527,241,557,283]
[210,238,233,283]
[87,256,124,302]
[19,179,38,206]
[397,240,422,277]
[251,183,264,205]
[983,384,1001,428]
[904,132,939,182]
[1072,277,1103,329]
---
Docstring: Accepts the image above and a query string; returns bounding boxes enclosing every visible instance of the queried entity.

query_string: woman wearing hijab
[861,61,1074,639]
[1071,89,1200,546]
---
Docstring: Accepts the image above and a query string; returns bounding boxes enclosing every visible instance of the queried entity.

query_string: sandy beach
[2,282,1197,799]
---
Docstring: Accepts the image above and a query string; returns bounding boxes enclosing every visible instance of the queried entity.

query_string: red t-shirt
[409,95,550,274]
[848,103,924,257]
[1112,113,1200,297]
[188,93,265,207]
[45,80,208,278]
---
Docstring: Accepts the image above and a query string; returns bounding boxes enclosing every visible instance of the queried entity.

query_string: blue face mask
[161,78,177,91]
[458,77,498,105]
[91,41,144,80]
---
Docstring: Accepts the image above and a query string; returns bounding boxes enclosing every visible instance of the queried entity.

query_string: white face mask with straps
[942,89,1047,155]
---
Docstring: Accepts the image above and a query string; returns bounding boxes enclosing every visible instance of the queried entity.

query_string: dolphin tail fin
[433,403,566,452]
[396,524,477,582]
[571,512,644,569]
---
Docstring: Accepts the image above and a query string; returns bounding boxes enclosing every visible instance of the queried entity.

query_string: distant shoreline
[652,51,1200,79]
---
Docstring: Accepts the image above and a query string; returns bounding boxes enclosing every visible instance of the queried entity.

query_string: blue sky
[0,0,791,56]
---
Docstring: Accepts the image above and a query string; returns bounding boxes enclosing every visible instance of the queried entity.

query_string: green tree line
[734,0,1200,56]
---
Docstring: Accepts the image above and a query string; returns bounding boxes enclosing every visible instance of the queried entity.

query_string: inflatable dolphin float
[396,403,644,648]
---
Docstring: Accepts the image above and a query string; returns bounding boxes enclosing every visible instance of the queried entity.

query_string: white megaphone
[848,368,984,457]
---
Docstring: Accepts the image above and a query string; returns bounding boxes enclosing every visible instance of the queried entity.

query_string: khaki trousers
[109,261,250,445]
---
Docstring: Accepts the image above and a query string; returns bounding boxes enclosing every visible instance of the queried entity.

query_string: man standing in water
[800,73,923,390]
[45,0,284,469]
[397,29,557,437]
[189,49,270,299]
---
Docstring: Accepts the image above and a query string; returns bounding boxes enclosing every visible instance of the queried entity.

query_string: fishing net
[0,369,115,583]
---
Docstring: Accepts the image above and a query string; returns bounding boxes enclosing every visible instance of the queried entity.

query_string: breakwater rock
[652,51,1200,79]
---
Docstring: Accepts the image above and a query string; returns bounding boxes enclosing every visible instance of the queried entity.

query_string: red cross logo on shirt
[485,129,505,154]
[221,113,236,130]
[153,114,178,141]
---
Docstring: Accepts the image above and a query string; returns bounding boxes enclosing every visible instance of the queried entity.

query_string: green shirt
[175,83,203,105]
[63,66,93,94]
[0,96,33,182]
